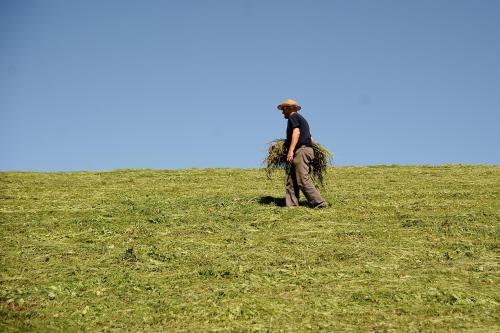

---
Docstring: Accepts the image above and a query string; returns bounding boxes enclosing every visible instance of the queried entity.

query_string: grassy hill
[1,165,499,332]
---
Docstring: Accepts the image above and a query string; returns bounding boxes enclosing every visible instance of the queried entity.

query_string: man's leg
[293,147,326,206]
[285,167,300,207]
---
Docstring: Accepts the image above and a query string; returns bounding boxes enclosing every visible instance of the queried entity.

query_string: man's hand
[287,128,300,163]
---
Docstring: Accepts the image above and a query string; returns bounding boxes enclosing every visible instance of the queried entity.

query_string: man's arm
[287,128,300,162]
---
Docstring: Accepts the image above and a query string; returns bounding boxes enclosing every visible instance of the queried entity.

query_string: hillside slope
[1,166,499,331]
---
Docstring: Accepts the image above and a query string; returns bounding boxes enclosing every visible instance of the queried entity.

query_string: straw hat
[277,99,302,111]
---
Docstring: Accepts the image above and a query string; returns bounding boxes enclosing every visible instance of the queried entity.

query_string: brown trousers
[285,147,325,207]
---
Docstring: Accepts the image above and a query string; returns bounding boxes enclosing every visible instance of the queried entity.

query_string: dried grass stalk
[264,139,333,187]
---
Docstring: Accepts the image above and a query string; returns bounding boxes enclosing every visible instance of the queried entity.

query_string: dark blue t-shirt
[286,113,312,152]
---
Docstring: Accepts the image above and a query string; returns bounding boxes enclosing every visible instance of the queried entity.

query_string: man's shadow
[258,196,311,207]
[258,196,286,207]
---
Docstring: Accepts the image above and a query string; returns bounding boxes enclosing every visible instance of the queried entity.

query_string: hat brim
[277,104,301,111]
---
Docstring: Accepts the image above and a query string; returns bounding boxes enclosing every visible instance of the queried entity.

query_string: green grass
[1,165,499,332]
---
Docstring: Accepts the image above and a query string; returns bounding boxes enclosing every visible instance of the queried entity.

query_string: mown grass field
[1,165,499,332]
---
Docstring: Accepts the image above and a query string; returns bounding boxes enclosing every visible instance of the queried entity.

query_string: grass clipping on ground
[264,139,333,187]
[1,166,499,331]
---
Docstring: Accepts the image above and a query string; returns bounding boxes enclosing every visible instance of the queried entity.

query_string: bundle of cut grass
[264,139,333,187]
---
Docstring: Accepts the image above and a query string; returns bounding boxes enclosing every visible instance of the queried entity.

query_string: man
[277,99,328,208]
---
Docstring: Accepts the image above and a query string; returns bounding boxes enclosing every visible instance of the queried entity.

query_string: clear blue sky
[1,0,499,171]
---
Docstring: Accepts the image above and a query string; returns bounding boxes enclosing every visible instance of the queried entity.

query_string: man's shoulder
[288,113,300,126]
[293,113,308,123]
[290,113,304,120]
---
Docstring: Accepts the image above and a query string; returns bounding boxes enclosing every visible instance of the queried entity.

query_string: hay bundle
[264,139,333,187]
